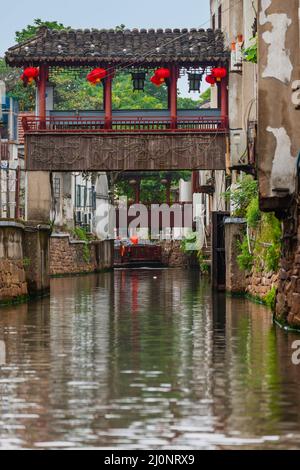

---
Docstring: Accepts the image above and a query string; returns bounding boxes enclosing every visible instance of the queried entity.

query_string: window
[218,5,222,29]
[76,184,82,208]
[53,177,61,200]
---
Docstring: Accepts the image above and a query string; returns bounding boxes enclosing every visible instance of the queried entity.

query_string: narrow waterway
[0,269,300,450]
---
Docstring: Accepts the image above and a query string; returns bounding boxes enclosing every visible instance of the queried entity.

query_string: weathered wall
[50,234,113,276]
[258,0,300,210]
[0,222,28,303]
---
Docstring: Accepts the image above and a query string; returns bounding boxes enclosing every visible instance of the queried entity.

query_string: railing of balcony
[22,115,228,134]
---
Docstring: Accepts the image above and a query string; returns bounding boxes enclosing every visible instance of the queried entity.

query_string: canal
[0,269,300,450]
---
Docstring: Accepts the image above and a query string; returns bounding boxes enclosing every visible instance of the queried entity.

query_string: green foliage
[230,177,282,275]
[246,196,261,229]
[15,19,69,43]
[243,36,258,64]
[225,176,258,217]
[115,171,191,203]
[264,286,277,312]
[72,227,91,263]
[237,236,254,271]
[196,251,210,274]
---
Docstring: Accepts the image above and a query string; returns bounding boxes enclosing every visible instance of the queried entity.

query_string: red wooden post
[104,70,114,129]
[192,171,199,193]
[38,64,48,129]
[170,65,178,130]
[220,75,228,128]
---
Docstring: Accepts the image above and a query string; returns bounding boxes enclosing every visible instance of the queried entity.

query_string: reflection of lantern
[188,73,203,92]
[86,68,107,85]
[129,179,137,186]
[132,72,146,91]
[21,67,39,87]
[205,74,216,86]
[212,67,227,82]
[161,178,168,185]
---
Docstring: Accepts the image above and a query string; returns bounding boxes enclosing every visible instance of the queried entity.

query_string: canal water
[0,269,300,450]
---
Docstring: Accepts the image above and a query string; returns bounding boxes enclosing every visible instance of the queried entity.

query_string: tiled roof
[5,27,228,67]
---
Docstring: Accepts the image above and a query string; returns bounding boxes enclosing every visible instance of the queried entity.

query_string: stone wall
[160,240,198,268]
[0,222,28,303]
[50,234,113,276]
[275,208,300,328]
[246,270,279,300]
[225,218,279,303]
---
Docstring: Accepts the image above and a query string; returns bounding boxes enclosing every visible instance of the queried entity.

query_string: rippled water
[0,269,300,449]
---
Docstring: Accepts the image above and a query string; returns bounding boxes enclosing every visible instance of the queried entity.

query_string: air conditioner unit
[230,129,248,168]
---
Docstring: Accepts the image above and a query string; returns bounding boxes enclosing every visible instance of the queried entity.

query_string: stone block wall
[275,209,300,328]
[0,222,28,303]
[225,218,279,304]
[246,271,279,300]
[50,234,113,276]
[160,240,198,268]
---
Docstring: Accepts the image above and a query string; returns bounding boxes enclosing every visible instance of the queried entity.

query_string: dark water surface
[0,269,300,450]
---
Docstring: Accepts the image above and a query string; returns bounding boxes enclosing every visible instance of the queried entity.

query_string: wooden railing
[22,115,228,134]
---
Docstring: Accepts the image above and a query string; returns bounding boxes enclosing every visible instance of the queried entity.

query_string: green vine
[72,227,91,264]
[243,36,258,64]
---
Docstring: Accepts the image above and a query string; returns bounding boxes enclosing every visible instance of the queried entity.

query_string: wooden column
[170,65,178,129]
[192,171,199,193]
[104,70,114,129]
[220,75,228,128]
[38,64,48,129]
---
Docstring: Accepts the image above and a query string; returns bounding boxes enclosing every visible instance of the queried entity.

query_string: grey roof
[5,27,228,67]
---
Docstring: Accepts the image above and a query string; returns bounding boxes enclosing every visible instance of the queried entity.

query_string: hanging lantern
[188,73,203,92]
[205,75,216,86]
[150,75,165,87]
[20,67,39,87]
[155,68,171,80]
[150,67,171,87]
[86,68,107,85]
[211,67,227,82]
[132,72,146,92]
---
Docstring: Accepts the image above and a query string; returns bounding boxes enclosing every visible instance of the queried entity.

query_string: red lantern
[130,236,139,245]
[150,67,171,87]
[87,68,107,85]
[150,75,165,87]
[205,75,216,86]
[211,67,227,82]
[155,68,171,80]
[21,67,39,86]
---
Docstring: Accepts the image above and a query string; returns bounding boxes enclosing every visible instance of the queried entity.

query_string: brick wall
[50,234,113,276]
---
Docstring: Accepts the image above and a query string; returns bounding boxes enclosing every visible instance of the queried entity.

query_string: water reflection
[0,269,300,449]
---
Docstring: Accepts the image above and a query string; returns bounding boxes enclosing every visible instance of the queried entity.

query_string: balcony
[22,109,227,135]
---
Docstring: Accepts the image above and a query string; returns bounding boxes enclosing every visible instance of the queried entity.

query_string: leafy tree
[15,19,69,43]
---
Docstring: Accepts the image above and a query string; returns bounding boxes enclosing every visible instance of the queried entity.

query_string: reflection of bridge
[6,27,229,172]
